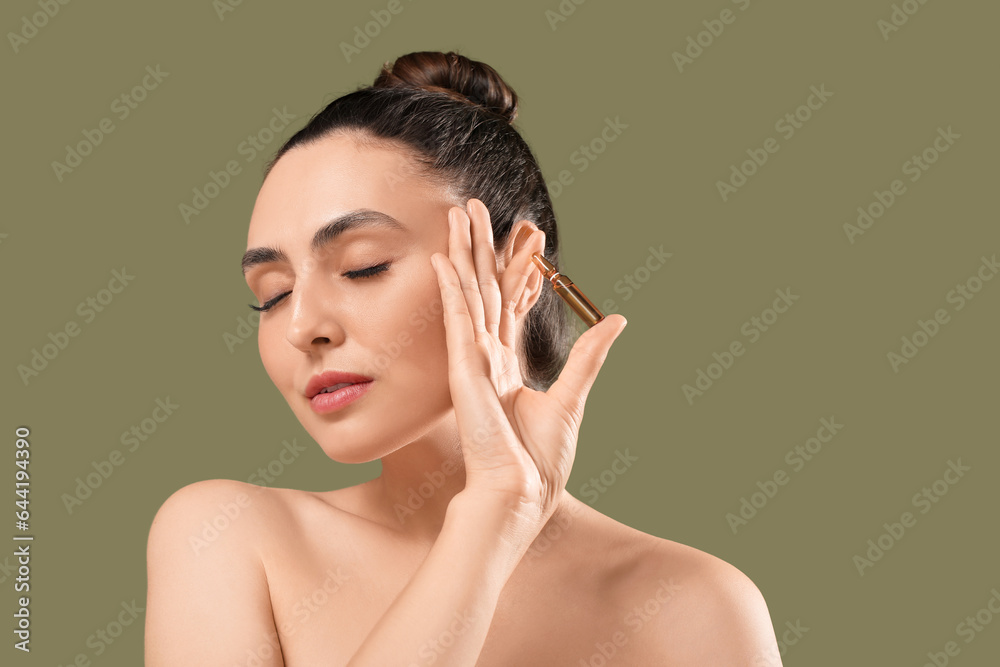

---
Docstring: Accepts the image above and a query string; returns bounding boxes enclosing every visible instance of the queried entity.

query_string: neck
[368,411,468,541]
[362,410,583,548]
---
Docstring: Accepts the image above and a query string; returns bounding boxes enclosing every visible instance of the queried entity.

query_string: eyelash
[249,262,391,312]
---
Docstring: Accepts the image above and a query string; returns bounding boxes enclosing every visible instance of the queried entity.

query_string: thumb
[546,314,628,420]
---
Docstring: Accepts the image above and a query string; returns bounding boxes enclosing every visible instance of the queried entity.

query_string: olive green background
[3,0,998,664]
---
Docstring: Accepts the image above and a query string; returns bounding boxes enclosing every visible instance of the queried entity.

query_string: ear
[501,219,546,320]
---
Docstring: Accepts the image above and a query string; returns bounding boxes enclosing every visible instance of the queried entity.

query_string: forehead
[247,132,453,245]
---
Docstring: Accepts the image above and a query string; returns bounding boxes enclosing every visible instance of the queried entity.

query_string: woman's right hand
[430,198,628,531]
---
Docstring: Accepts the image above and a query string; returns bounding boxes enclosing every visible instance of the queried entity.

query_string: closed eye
[248,262,391,312]
[344,262,391,280]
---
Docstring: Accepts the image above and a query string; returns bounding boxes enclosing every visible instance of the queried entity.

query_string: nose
[284,268,347,352]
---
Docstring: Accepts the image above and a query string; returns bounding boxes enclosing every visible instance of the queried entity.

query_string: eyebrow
[241,209,406,275]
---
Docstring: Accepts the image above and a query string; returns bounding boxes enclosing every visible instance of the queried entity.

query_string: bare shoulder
[569,503,781,666]
[641,542,780,665]
[148,479,293,547]
[145,479,306,666]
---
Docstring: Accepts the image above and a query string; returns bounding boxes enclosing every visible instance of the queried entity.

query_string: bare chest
[260,524,648,666]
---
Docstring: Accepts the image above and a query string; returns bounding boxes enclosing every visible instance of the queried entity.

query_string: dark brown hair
[264,50,572,391]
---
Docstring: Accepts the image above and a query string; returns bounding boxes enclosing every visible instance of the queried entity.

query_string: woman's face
[243,132,466,463]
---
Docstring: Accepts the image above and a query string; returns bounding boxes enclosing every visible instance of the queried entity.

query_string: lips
[305,370,374,399]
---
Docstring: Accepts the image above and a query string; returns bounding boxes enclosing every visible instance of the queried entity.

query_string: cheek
[252,261,450,397]
[364,270,449,380]
[258,324,296,392]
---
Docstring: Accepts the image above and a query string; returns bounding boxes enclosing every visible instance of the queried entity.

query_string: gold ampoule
[530,253,605,328]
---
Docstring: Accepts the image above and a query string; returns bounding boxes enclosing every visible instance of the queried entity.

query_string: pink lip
[305,370,374,399]
[305,370,374,415]
[309,380,373,414]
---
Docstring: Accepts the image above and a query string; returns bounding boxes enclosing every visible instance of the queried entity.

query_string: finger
[430,252,480,374]
[546,314,628,419]
[431,251,509,454]
[498,229,544,350]
[468,199,502,338]
[448,205,488,335]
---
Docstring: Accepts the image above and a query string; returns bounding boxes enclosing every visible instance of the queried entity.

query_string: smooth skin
[145,132,782,666]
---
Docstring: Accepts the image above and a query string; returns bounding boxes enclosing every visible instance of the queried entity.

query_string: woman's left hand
[429,198,628,530]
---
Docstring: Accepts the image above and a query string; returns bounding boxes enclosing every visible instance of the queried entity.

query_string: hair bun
[374,51,519,124]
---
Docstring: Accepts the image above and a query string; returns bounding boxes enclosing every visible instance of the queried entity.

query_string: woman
[146,50,782,666]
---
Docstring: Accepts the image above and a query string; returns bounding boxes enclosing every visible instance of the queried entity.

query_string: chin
[317,444,385,465]
[289,411,388,465]
[299,393,455,465]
